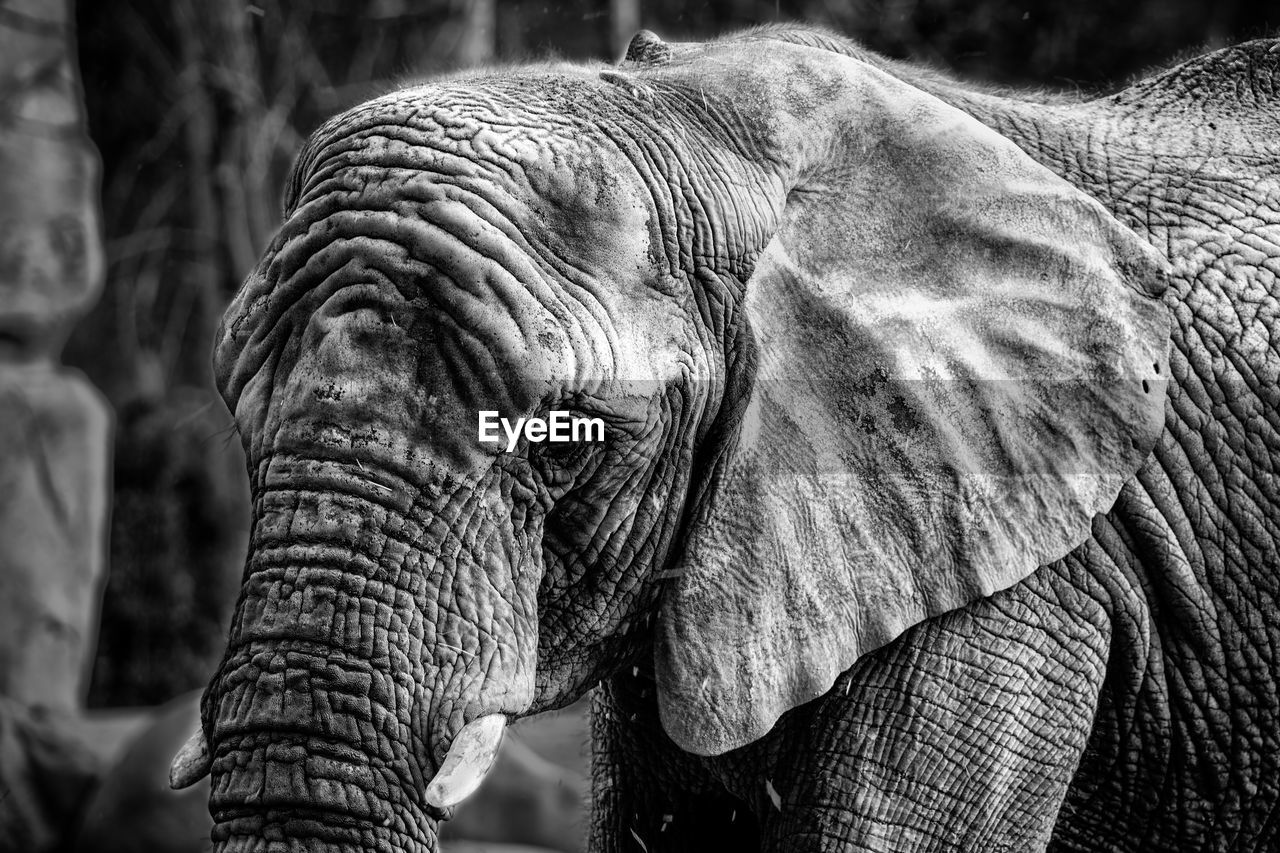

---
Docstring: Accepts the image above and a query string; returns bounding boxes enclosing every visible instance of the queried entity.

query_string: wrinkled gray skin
[199,25,1279,853]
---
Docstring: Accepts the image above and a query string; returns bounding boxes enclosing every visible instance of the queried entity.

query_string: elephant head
[177,30,1171,853]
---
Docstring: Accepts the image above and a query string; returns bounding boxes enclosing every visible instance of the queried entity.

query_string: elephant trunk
[202,455,537,853]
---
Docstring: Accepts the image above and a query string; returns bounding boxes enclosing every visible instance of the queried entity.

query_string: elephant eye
[536,440,592,468]
[531,438,602,496]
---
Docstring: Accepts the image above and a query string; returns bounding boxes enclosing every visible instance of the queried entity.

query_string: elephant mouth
[206,728,446,850]
[213,803,408,830]
[193,713,508,820]
[212,807,440,853]
[206,730,399,818]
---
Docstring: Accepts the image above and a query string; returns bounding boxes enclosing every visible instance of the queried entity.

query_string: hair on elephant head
[176,24,1183,853]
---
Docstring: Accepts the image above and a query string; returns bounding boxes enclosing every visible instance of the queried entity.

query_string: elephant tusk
[168,726,212,790]
[423,713,507,810]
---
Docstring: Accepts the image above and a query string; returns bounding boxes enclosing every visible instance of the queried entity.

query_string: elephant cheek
[202,456,537,853]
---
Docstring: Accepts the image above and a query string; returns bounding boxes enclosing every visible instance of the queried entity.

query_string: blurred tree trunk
[0,0,108,719]
[171,0,268,387]
[0,0,110,848]
[456,0,496,67]
[610,0,642,60]
[69,0,274,709]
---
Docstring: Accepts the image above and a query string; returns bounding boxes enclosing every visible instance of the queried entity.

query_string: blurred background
[0,1,1273,851]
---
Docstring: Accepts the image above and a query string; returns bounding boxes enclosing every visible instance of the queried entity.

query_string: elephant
[170,23,1280,853]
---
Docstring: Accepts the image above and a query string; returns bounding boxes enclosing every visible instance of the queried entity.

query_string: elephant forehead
[326,68,597,134]
[304,71,628,203]
[296,82,682,334]
[299,72,677,270]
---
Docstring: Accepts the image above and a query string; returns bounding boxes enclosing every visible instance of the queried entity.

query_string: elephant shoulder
[1104,39,1280,131]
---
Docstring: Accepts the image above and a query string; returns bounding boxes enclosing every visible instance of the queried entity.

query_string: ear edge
[653,415,1163,759]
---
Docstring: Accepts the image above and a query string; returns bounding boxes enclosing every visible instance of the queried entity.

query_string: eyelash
[536,440,593,469]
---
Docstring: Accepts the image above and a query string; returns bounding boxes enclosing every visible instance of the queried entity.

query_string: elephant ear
[654,62,1171,756]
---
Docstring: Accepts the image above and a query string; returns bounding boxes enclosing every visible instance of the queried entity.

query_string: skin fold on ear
[655,55,1172,756]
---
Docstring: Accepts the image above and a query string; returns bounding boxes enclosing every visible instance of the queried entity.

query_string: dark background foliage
[68,0,1274,707]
